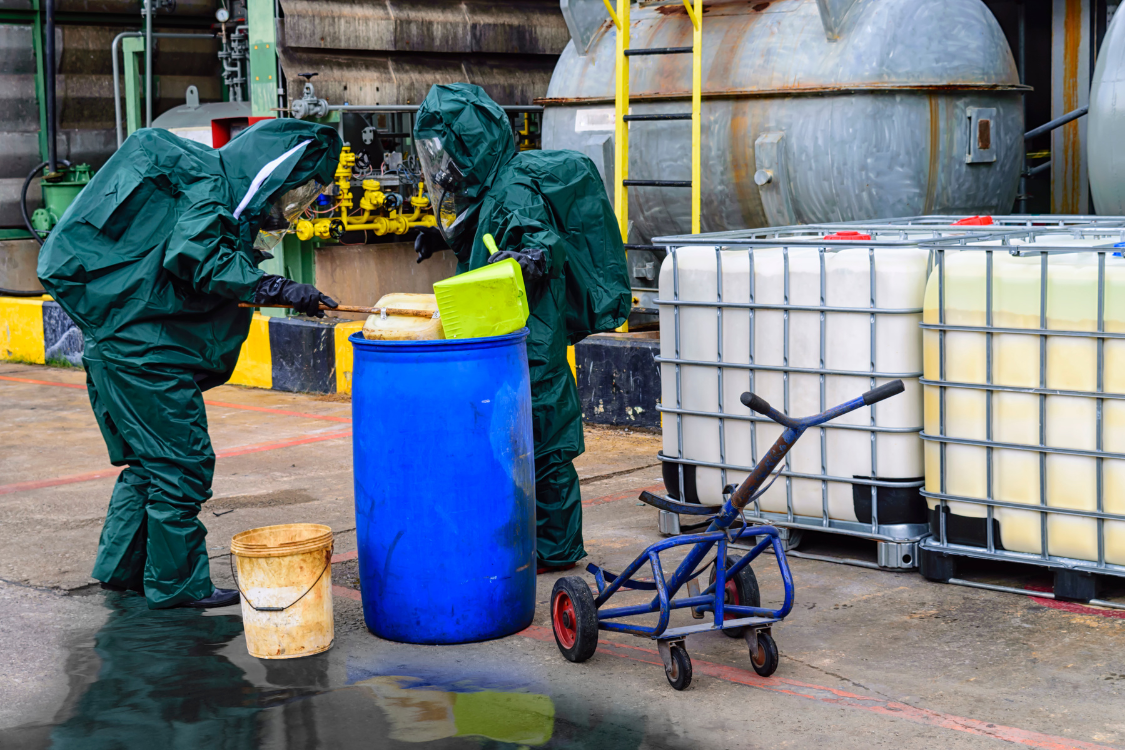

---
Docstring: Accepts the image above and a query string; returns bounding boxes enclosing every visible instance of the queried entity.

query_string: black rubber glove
[253,274,338,318]
[488,248,547,285]
[414,226,448,264]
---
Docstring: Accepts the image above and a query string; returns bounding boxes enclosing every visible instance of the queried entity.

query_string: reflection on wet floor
[2,592,691,749]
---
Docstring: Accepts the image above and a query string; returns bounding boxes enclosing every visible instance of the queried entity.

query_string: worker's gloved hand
[253,274,338,318]
[415,226,448,264]
[488,248,547,285]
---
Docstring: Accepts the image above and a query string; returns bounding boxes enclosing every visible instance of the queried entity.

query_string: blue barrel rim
[349,327,529,351]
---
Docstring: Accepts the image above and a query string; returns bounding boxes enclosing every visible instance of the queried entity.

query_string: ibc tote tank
[922,236,1125,565]
[543,0,1025,243]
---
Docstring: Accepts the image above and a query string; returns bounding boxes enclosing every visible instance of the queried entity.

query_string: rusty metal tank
[542,0,1025,247]
[1089,7,1125,214]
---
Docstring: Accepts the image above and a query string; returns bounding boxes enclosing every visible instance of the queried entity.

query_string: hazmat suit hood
[412,83,516,258]
[38,119,342,384]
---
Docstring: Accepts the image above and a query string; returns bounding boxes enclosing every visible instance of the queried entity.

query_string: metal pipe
[946,578,1125,610]
[113,31,208,147]
[1018,0,1026,213]
[145,0,152,127]
[1025,106,1090,140]
[44,0,57,173]
[1026,159,1052,178]
[326,104,544,113]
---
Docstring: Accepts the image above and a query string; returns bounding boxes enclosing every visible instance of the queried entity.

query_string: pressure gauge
[215,7,230,22]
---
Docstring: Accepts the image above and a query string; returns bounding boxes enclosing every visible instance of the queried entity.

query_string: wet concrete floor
[2,361,1125,749]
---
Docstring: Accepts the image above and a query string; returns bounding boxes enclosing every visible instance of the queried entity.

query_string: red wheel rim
[725,577,740,606]
[552,590,577,649]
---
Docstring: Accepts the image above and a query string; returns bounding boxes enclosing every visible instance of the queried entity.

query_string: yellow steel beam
[690,0,702,234]
[614,0,630,332]
[614,0,630,244]
[681,0,698,29]
[602,0,620,29]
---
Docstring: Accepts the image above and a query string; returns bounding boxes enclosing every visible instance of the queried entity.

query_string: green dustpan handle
[482,233,500,256]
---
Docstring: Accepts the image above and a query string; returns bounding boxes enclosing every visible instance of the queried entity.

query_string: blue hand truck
[550,380,906,690]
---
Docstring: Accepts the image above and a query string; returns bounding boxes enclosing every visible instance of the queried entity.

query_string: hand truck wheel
[665,644,693,691]
[709,556,761,638]
[749,630,779,677]
[551,576,598,663]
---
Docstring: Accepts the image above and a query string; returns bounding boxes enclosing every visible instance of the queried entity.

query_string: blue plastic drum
[350,329,536,644]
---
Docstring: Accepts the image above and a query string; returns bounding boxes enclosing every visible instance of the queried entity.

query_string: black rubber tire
[750,631,780,677]
[709,556,761,638]
[551,576,598,663]
[665,644,693,691]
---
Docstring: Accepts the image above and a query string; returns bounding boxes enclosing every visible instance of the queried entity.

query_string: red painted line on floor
[203,400,351,423]
[0,467,125,495]
[332,584,362,601]
[216,430,352,459]
[0,375,351,423]
[1031,596,1125,620]
[1017,583,1125,620]
[0,374,85,389]
[0,430,352,496]
[516,625,1116,750]
[331,549,358,564]
[582,483,666,507]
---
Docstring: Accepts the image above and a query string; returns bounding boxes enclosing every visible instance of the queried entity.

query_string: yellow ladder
[604,0,703,242]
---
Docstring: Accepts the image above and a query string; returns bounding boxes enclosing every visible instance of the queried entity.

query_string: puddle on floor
[2,592,690,749]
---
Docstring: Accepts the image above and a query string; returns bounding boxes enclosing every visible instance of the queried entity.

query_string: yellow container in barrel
[433,234,530,339]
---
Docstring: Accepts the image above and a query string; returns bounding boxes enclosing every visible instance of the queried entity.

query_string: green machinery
[30,164,92,236]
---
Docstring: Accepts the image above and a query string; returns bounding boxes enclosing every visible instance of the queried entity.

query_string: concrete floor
[1,360,1124,749]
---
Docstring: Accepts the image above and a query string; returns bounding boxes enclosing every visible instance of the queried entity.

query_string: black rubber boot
[181,588,241,609]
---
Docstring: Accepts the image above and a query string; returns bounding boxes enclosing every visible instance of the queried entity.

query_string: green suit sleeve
[163,183,264,302]
[476,186,566,279]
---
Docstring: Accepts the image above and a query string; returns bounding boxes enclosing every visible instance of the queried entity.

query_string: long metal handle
[238,302,437,319]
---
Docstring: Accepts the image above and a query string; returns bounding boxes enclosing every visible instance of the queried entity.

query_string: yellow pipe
[602,0,620,29]
[681,0,698,29]
[614,0,630,333]
[690,0,702,234]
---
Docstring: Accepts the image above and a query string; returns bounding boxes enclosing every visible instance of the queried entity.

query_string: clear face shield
[416,137,471,244]
[253,179,324,254]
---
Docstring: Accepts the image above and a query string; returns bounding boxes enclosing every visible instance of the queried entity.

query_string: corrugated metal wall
[276,0,568,106]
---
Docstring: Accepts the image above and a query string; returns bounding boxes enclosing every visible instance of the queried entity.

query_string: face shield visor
[253,179,324,254]
[416,137,472,244]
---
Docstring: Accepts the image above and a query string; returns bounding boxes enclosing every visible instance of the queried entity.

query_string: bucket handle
[229,547,333,613]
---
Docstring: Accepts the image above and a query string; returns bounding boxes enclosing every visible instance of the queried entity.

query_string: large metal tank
[542,0,1025,246]
[1089,7,1125,214]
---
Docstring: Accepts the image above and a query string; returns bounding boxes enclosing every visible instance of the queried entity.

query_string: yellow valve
[295,219,315,241]
[359,179,386,212]
[312,218,335,240]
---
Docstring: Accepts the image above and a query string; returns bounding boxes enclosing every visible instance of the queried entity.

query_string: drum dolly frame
[550,380,906,690]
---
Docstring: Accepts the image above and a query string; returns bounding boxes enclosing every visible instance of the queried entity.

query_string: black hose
[7,159,69,297]
[21,161,50,246]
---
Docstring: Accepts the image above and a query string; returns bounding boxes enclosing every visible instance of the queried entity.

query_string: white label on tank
[575,108,615,132]
[170,126,214,147]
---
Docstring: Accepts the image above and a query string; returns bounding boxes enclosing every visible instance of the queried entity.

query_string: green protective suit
[37,120,343,608]
[414,84,631,566]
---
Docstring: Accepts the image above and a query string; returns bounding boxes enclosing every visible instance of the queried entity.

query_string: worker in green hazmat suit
[413,84,631,570]
[37,119,343,609]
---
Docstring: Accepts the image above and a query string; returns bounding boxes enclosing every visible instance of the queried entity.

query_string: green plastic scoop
[433,233,531,339]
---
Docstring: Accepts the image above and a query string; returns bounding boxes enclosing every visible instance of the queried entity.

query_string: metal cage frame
[919,226,1125,578]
